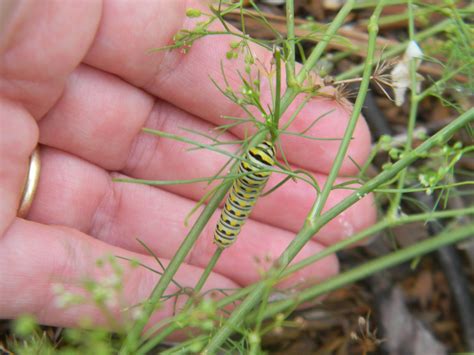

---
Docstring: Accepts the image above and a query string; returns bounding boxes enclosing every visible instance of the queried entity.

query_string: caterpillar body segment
[214,141,276,248]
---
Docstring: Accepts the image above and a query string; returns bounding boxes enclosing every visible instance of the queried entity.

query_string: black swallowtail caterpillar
[214,141,276,248]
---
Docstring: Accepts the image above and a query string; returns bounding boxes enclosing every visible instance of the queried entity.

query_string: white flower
[391,41,424,106]
[131,306,144,320]
[405,41,423,60]
[323,0,345,10]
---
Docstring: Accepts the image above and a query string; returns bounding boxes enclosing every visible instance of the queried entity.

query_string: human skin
[0,0,376,330]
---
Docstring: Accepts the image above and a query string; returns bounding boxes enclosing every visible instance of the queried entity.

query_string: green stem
[142,128,241,160]
[336,180,474,194]
[120,131,267,354]
[272,0,387,278]
[308,2,385,223]
[138,249,223,354]
[202,18,474,355]
[159,206,473,348]
[279,94,312,131]
[417,63,469,101]
[310,108,473,236]
[202,2,383,352]
[282,206,474,277]
[171,222,474,355]
[272,47,282,137]
[223,206,474,308]
[193,249,223,297]
[335,18,451,81]
[358,6,432,27]
[278,0,356,118]
[154,98,472,355]
[285,0,296,85]
[166,105,473,350]
[388,0,418,218]
[127,2,473,351]
[353,0,407,8]
[296,0,355,84]
[261,222,474,318]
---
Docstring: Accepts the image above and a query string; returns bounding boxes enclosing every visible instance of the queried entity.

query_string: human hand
[0,0,375,330]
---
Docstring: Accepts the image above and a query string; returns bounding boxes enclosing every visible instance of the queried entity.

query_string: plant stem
[127,1,474,351]
[335,18,451,81]
[261,222,474,318]
[203,24,474,355]
[285,0,296,85]
[202,2,383,352]
[282,206,474,277]
[417,63,469,101]
[278,0,356,118]
[138,249,223,354]
[194,248,223,298]
[353,0,406,8]
[165,53,473,355]
[308,5,382,222]
[170,221,474,355]
[120,131,267,354]
[272,47,282,136]
[388,0,418,218]
[214,207,474,311]
[164,109,473,351]
[310,108,472,236]
[296,0,356,84]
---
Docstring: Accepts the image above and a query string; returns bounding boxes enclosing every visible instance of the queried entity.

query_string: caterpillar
[214,140,276,248]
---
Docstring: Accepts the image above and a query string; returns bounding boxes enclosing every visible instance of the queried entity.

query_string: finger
[83,0,371,175]
[39,65,376,241]
[0,98,38,235]
[27,147,339,287]
[0,218,239,330]
[1,0,370,175]
[0,0,101,118]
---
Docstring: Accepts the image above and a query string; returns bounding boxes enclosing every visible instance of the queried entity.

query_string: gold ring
[17,146,41,218]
